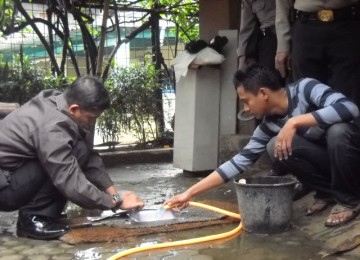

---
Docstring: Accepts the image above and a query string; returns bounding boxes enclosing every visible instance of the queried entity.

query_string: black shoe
[16,213,69,240]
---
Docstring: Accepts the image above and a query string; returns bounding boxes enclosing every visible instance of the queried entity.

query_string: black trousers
[246,28,277,70]
[267,123,360,207]
[0,140,90,218]
[292,19,360,107]
[257,31,277,70]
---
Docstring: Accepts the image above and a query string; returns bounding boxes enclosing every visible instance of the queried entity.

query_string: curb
[99,148,173,167]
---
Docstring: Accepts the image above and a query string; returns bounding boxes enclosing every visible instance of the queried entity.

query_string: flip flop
[325,203,360,227]
[306,198,334,216]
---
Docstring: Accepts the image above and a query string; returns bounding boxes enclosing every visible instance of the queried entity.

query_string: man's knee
[327,123,358,147]
[0,161,47,211]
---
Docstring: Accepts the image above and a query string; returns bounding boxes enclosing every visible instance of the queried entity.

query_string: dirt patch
[60,200,239,245]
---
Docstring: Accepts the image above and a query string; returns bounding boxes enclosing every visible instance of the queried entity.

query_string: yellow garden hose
[107,201,242,260]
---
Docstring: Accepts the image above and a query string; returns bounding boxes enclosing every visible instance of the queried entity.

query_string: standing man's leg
[291,20,328,82]
[257,27,277,70]
[326,20,360,107]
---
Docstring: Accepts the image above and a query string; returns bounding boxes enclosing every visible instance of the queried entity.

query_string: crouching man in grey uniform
[0,75,144,240]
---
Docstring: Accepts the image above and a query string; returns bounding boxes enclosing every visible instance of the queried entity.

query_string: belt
[261,25,276,37]
[295,4,360,22]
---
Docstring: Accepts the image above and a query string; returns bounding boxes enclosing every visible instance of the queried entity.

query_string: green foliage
[164,0,200,41]
[0,0,14,37]
[98,58,162,144]
[0,54,63,104]
[141,0,199,41]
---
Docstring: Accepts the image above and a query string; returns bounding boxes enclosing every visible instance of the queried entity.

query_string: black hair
[233,64,283,94]
[63,75,111,112]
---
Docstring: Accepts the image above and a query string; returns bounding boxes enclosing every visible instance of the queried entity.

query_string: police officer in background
[275,0,360,107]
[237,0,277,71]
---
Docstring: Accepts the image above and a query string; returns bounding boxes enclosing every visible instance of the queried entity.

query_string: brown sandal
[306,198,334,216]
[325,204,360,227]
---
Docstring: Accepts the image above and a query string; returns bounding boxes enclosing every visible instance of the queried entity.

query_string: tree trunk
[151,10,165,138]
[96,0,110,77]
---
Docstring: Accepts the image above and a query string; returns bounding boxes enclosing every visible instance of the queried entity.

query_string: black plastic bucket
[234,176,297,234]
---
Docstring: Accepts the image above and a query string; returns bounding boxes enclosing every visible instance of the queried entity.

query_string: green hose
[107,201,242,260]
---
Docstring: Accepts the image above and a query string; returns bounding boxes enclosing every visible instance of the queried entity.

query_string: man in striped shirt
[165,64,360,228]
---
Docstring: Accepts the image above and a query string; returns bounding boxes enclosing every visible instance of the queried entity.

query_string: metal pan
[128,209,176,223]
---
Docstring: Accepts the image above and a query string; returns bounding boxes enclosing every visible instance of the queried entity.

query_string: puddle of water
[74,247,102,260]
[1,163,357,259]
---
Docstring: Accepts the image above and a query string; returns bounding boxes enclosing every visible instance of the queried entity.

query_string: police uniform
[276,0,360,107]
[237,0,276,70]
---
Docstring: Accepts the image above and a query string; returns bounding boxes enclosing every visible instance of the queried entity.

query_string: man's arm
[81,151,113,191]
[275,79,360,159]
[275,0,293,77]
[164,171,225,209]
[275,113,318,160]
[164,124,273,208]
[303,79,360,126]
[34,123,122,210]
[105,186,144,210]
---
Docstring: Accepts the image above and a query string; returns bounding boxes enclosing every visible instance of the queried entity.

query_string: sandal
[306,198,334,216]
[324,204,360,227]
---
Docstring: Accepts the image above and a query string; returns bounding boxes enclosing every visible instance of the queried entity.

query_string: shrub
[98,60,162,144]
[0,54,61,104]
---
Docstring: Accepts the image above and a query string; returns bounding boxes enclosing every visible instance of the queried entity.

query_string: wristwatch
[111,193,123,212]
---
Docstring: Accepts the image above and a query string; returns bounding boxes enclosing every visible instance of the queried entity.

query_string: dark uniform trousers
[257,26,277,70]
[291,8,360,107]
[0,141,90,218]
[247,25,277,71]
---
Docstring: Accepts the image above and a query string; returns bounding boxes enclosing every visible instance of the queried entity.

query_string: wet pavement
[0,161,359,259]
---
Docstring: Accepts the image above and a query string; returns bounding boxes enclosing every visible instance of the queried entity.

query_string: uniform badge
[317,10,334,22]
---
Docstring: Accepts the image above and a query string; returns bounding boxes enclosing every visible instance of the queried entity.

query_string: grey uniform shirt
[237,0,276,57]
[0,90,113,209]
[275,0,360,52]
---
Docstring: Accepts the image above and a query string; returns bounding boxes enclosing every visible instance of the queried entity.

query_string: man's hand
[275,114,318,160]
[117,191,144,211]
[275,51,291,78]
[163,191,191,210]
[163,171,224,211]
[274,119,296,161]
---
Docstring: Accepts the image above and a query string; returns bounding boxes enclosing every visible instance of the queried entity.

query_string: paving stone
[11,245,32,252]
[28,256,49,260]
[51,254,75,260]
[0,255,24,260]
[189,255,214,260]
[2,240,21,246]
[0,248,17,255]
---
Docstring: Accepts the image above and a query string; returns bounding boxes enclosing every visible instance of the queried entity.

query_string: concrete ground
[0,149,359,259]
